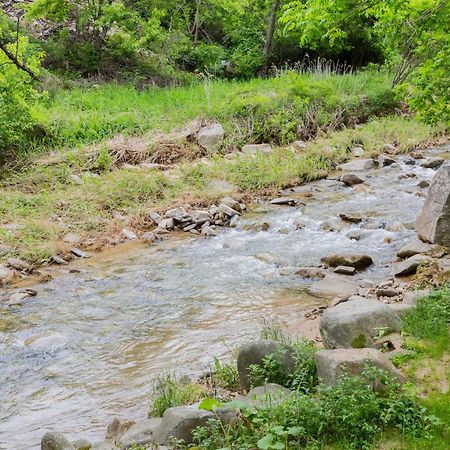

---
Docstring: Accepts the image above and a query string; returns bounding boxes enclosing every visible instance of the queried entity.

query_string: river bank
[1,141,449,449]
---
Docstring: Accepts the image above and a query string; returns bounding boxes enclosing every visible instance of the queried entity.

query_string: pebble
[7,258,31,271]
[71,248,91,258]
[334,266,356,275]
[122,229,137,240]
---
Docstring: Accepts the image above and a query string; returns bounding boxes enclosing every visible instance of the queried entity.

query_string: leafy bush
[212,357,240,391]
[149,374,206,417]
[192,367,440,450]
[0,15,44,156]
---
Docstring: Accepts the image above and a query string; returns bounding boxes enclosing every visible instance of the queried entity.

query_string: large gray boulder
[153,406,214,445]
[41,432,75,450]
[321,254,373,270]
[320,299,402,349]
[119,418,162,448]
[315,348,404,385]
[237,340,296,391]
[416,165,450,247]
[396,240,432,258]
[196,123,224,152]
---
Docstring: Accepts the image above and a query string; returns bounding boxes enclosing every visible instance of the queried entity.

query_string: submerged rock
[421,157,444,169]
[237,340,296,391]
[416,165,450,247]
[319,298,402,349]
[321,254,373,270]
[41,432,75,450]
[315,348,403,385]
[340,173,365,186]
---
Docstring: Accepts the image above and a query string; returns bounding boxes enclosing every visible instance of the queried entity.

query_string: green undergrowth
[32,70,397,152]
[0,115,444,265]
[140,291,449,449]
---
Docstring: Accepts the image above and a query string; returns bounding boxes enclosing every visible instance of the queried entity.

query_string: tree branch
[0,38,40,81]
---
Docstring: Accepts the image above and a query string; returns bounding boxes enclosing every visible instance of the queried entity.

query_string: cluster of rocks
[148,196,246,238]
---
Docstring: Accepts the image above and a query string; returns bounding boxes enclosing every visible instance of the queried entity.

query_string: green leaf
[198,397,224,411]
[257,434,274,450]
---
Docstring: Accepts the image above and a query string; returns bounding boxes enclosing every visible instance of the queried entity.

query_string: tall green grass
[35,70,397,150]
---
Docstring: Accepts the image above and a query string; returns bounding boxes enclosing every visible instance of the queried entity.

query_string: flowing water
[0,146,448,449]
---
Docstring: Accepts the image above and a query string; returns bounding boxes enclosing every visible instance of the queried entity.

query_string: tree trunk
[260,0,281,75]
[194,0,201,43]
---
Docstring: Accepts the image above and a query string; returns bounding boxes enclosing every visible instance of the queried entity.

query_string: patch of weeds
[191,367,440,450]
[212,357,240,391]
[402,287,450,356]
[149,373,206,417]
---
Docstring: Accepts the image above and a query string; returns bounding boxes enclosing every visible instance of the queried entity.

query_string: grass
[0,114,445,265]
[33,70,397,151]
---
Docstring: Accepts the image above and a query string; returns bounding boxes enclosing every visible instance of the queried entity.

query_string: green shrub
[192,367,440,450]
[149,374,206,417]
[212,357,240,391]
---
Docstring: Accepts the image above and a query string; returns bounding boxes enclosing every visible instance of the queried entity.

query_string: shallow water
[0,146,448,449]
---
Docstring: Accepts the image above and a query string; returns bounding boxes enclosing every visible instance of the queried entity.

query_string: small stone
[321,254,373,270]
[340,173,365,186]
[0,245,13,256]
[421,157,444,169]
[52,255,68,265]
[411,151,424,159]
[122,229,136,240]
[339,213,362,223]
[196,123,224,152]
[201,226,217,237]
[310,274,360,298]
[220,196,242,212]
[158,218,175,231]
[218,203,240,217]
[292,140,306,150]
[296,267,326,279]
[142,232,157,243]
[270,197,298,206]
[377,154,396,166]
[334,266,356,275]
[376,288,398,298]
[417,179,430,188]
[229,215,240,227]
[383,144,397,153]
[148,212,162,225]
[0,264,16,284]
[352,147,365,157]
[70,248,91,258]
[7,258,31,271]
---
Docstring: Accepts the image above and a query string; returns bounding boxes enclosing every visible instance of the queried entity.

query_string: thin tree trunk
[260,0,281,75]
[194,0,201,43]
[0,39,40,81]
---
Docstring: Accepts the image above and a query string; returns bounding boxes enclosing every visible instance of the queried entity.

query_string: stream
[0,146,448,449]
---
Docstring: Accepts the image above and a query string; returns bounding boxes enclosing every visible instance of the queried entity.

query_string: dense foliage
[0,11,43,155]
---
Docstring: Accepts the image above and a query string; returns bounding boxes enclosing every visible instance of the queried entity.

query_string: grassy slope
[0,71,447,264]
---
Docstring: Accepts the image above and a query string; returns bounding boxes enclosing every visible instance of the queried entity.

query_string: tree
[261,0,282,75]
[282,0,450,125]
